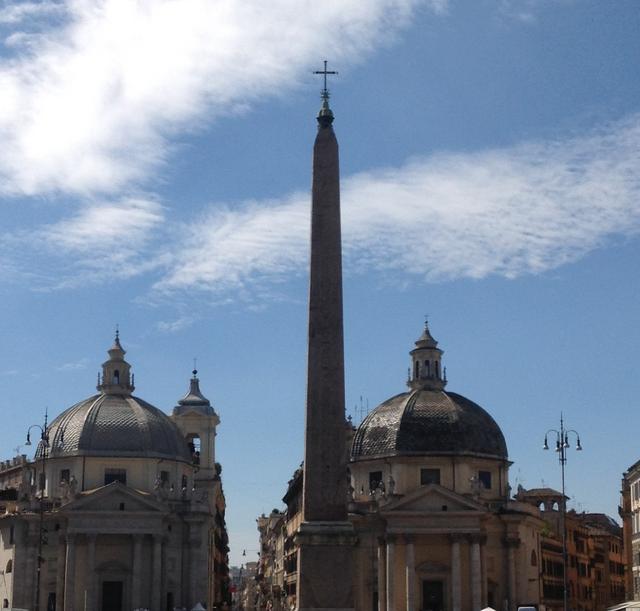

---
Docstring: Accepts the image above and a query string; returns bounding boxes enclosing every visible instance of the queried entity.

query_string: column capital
[503,536,521,548]
[403,534,416,545]
[86,533,97,543]
[467,533,487,545]
[448,533,466,544]
[66,533,76,545]
[386,534,398,545]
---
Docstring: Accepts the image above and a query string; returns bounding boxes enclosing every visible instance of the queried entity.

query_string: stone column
[132,534,143,609]
[64,534,76,611]
[386,536,396,611]
[505,537,520,610]
[12,524,30,610]
[481,539,488,607]
[152,534,163,611]
[450,535,462,611]
[405,537,416,611]
[23,527,37,611]
[378,539,387,611]
[86,534,97,611]
[56,534,67,611]
[470,537,482,611]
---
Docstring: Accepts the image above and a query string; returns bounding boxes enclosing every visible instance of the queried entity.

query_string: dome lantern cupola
[408,321,447,391]
[97,329,134,395]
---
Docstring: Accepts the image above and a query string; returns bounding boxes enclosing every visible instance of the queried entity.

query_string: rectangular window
[60,469,70,483]
[420,468,441,486]
[478,470,492,489]
[104,469,127,486]
[160,470,169,483]
[369,471,382,491]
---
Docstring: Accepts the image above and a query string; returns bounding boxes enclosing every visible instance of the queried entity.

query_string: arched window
[531,550,537,566]
[413,361,420,379]
[113,370,120,384]
[5,559,12,573]
[424,361,430,377]
[3,598,9,608]
[435,361,440,378]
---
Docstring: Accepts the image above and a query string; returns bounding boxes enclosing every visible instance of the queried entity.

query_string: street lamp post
[543,413,582,611]
[25,411,51,611]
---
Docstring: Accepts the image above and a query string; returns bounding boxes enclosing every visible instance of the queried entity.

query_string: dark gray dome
[351,389,507,460]
[39,393,192,463]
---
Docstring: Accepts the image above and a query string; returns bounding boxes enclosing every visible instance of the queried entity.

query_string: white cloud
[0,0,440,196]
[41,197,164,253]
[56,357,89,371]
[157,316,195,333]
[2,113,638,296]
[0,1,65,25]
[497,0,571,24]
[156,113,640,292]
[1,196,165,288]
[156,195,309,293]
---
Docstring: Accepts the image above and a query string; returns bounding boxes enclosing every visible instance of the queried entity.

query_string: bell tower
[171,369,220,491]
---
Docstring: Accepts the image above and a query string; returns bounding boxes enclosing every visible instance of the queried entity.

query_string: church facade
[348,323,542,611]
[0,334,230,611]
[256,324,547,611]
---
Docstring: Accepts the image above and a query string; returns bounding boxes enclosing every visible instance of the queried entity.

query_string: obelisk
[295,62,355,611]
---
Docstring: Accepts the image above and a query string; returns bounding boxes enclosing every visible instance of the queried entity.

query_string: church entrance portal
[102,581,123,611]
[422,580,444,611]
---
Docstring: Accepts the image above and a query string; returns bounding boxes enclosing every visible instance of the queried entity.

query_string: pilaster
[449,534,463,611]
[377,538,387,611]
[404,536,415,611]
[152,534,163,610]
[64,534,76,611]
[86,534,97,611]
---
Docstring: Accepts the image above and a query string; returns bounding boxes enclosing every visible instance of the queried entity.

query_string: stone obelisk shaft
[303,117,347,522]
[296,105,355,610]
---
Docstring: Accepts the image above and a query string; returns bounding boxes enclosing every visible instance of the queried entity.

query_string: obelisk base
[295,521,357,611]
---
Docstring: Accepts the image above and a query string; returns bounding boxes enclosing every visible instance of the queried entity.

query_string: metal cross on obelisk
[313,60,338,100]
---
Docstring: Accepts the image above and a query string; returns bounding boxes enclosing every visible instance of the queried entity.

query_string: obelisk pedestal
[295,71,356,611]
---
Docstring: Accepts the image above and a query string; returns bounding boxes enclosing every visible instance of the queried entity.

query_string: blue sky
[0,0,639,567]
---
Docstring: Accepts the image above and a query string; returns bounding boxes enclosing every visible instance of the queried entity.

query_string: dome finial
[313,60,337,127]
[192,357,198,379]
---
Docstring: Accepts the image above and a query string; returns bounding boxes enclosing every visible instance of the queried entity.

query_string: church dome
[351,389,507,460]
[351,323,508,461]
[40,393,192,462]
[37,333,192,463]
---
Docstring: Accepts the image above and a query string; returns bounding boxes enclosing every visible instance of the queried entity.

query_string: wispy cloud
[56,357,89,371]
[0,0,439,197]
[157,316,195,334]
[497,0,570,24]
[1,197,165,289]
[0,1,65,25]
[2,113,639,297]
[156,113,640,292]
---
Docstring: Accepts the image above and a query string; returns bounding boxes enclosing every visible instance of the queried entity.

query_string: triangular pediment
[60,481,166,513]
[381,484,487,514]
